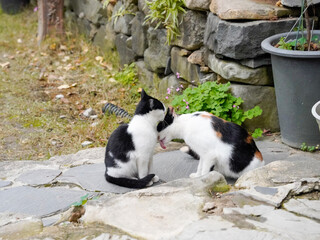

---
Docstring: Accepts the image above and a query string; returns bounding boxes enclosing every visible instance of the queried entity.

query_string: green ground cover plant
[144,0,186,45]
[169,81,263,137]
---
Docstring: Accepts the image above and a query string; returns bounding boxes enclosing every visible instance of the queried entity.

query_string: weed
[170,81,262,123]
[114,63,138,86]
[167,81,263,137]
[144,0,186,45]
[300,143,319,152]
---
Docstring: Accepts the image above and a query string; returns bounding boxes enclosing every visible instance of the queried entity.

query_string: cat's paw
[152,175,160,183]
[146,180,154,187]
[189,173,198,178]
[180,146,190,153]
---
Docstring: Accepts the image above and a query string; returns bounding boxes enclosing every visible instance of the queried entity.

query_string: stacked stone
[65,0,116,51]
[64,0,319,131]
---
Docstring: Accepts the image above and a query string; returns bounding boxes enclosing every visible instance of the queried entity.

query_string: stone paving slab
[0,186,88,218]
[16,169,62,186]
[83,172,227,240]
[236,158,320,188]
[284,198,320,221]
[174,215,283,240]
[0,180,11,188]
[0,137,319,239]
[56,163,133,194]
[153,150,198,182]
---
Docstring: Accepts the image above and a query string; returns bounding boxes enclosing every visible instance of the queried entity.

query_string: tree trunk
[37,0,64,44]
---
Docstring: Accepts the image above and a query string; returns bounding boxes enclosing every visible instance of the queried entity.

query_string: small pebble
[91,122,99,127]
[202,202,216,212]
[81,141,93,147]
[83,108,96,117]
[55,94,64,99]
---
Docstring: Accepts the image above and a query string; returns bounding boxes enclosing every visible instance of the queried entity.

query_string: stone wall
[64,0,320,132]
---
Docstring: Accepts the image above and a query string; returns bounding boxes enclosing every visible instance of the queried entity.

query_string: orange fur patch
[216,131,222,138]
[255,150,263,161]
[200,114,212,119]
[246,135,253,144]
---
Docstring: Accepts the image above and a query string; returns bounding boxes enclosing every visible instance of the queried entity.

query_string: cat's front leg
[138,157,154,186]
[148,158,159,183]
[200,156,216,176]
[190,158,203,178]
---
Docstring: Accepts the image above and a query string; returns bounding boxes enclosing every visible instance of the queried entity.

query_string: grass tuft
[0,6,140,160]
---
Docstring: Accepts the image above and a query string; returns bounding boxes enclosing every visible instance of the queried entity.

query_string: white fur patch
[108,107,165,180]
[158,111,263,179]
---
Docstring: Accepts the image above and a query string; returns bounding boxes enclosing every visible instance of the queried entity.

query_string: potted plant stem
[261,1,320,148]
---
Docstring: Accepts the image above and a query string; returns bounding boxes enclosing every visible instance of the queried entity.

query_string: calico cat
[105,89,165,188]
[157,107,264,179]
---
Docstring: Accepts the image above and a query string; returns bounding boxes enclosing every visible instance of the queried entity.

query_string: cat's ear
[168,106,177,117]
[140,89,148,99]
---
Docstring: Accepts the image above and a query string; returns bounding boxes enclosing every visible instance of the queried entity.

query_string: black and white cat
[157,107,264,179]
[105,89,165,188]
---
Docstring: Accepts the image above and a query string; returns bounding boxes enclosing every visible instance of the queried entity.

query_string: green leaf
[252,128,263,138]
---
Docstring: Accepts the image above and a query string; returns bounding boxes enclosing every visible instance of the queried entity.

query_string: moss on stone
[210,182,231,193]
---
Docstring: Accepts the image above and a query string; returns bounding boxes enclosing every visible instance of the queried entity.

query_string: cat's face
[157,107,176,149]
[135,89,166,121]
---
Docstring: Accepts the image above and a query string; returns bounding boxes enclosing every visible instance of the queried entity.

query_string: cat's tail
[105,172,155,189]
[180,146,200,160]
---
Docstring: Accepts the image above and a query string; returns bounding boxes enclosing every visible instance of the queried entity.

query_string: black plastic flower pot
[261,31,320,148]
[0,0,29,14]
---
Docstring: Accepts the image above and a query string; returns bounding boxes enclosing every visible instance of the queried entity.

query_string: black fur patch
[105,124,135,168]
[157,108,174,132]
[105,172,155,189]
[186,147,200,160]
[210,116,259,173]
[135,89,165,115]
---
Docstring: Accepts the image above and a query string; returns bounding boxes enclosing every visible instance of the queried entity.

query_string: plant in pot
[261,0,320,148]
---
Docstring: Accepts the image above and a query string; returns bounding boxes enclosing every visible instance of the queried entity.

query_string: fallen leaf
[58,84,71,90]
[95,56,103,62]
[62,56,70,62]
[60,45,67,51]
[82,46,89,54]
[67,92,77,97]
[108,78,116,83]
[0,62,10,68]
[49,43,57,50]
[76,104,85,110]
[98,100,108,105]
[61,98,70,104]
